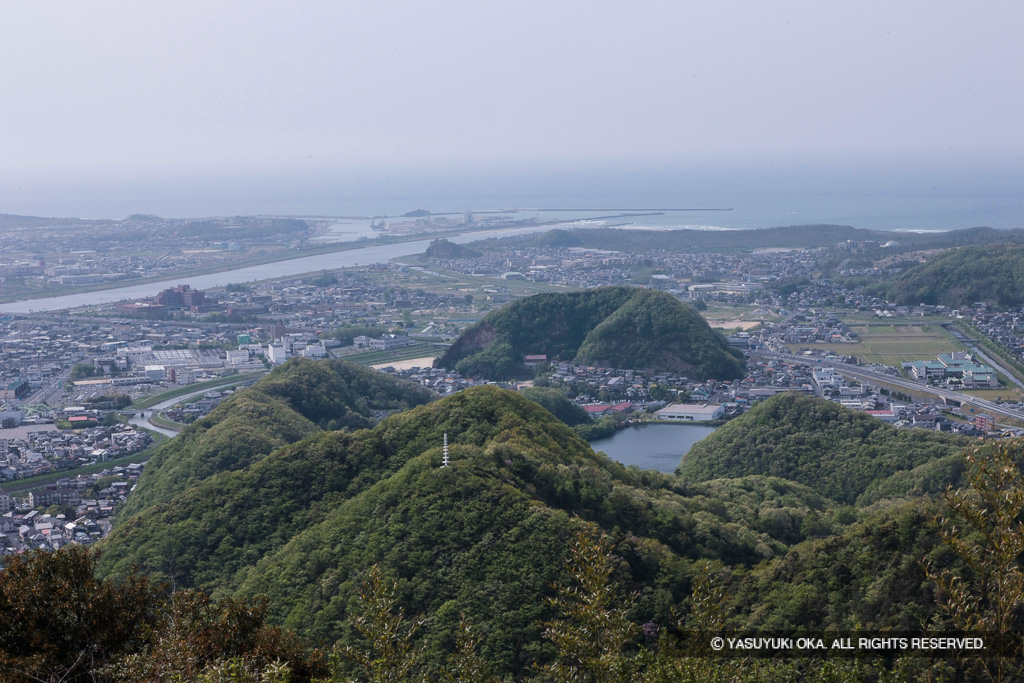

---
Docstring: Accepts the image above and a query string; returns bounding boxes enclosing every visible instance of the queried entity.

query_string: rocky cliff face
[434,321,495,367]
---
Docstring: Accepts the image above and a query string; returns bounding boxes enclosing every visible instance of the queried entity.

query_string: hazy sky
[2,1,1022,210]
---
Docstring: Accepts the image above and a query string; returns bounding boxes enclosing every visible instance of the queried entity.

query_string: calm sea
[2,163,1022,231]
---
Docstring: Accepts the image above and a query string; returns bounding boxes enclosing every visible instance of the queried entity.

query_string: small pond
[589,423,717,473]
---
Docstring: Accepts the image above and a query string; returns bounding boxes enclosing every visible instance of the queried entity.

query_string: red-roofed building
[583,405,612,417]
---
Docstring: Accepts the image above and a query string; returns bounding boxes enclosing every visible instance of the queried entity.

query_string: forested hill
[866,243,1024,308]
[424,237,480,258]
[102,384,807,602]
[679,392,969,505]
[117,358,434,517]
[475,224,1024,254]
[94,379,993,677]
[435,287,745,380]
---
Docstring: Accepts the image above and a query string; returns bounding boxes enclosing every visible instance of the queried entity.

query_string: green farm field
[789,322,1024,402]
[786,323,966,366]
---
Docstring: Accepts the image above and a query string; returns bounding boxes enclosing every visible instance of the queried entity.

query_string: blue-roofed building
[908,352,998,388]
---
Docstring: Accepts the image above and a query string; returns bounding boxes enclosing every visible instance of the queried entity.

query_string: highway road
[754,351,1024,423]
[24,368,71,407]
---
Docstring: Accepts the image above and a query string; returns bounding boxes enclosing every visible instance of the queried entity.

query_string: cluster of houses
[376,365,506,396]
[544,362,692,400]
[0,424,151,482]
[163,389,233,424]
[424,244,823,292]
[0,462,144,552]
[964,308,1024,364]
[773,315,858,345]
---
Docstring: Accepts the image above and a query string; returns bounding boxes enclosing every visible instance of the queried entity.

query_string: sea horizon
[2,161,1022,232]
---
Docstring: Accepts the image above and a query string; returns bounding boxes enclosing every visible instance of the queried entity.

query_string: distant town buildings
[353,334,416,351]
[905,352,999,388]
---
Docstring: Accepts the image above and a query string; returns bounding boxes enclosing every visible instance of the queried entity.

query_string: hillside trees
[869,244,1024,308]
[924,441,1024,681]
[0,548,325,683]
[436,287,744,380]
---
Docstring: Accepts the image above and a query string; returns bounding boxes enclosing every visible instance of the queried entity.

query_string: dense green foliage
[116,358,434,518]
[573,414,621,440]
[0,548,325,683]
[680,392,968,504]
[574,289,745,378]
[519,386,591,426]
[79,346,1024,681]
[924,441,1024,681]
[868,244,1024,307]
[85,392,134,409]
[102,385,867,676]
[71,362,100,380]
[93,377,1013,678]
[436,287,744,380]
[0,547,158,681]
[734,499,948,631]
[6,529,988,682]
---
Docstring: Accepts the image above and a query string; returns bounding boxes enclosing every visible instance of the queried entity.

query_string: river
[589,422,717,473]
[0,221,587,314]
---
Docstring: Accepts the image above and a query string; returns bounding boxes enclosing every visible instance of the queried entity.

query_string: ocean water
[2,162,1022,232]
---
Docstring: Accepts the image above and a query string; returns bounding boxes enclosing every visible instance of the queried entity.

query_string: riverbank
[0,228,476,305]
[0,213,619,307]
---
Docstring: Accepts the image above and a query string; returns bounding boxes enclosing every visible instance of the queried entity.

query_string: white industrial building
[655,403,725,422]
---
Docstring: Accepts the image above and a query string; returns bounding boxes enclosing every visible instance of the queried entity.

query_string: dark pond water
[590,423,717,473]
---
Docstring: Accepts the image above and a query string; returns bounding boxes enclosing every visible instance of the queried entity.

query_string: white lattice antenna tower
[441,432,450,468]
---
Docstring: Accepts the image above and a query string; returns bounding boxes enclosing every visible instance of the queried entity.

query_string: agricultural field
[786,323,967,366]
[955,387,1024,403]
[701,303,781,331]
[790,322,1024,403]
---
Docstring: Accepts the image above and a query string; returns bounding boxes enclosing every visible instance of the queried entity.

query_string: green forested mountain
[868,243,1024,307]
[118,358,434,517]
[435,287,745,379]
[101,386,815,674]
[93,374,998,678]
[679,392,968,505]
